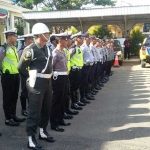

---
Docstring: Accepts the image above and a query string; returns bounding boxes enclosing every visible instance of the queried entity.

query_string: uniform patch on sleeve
[25,51,31,58]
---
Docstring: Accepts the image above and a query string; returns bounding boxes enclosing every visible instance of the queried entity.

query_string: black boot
[77,101,86,106]
[13,116,26,122]
[63,112,73,119]
[71,103,83,110]
[11,104,26,122]
[5,119,20,126]
[59,119,71,126]
[28,136,44,150]
[21,109,28,117]
[66,109,79,115]
[39,128,55,142]
[80,97,91,104]
[85,94,95,100]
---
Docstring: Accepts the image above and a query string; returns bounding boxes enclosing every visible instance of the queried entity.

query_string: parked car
[139,37,150,68]
[114,39,123,66]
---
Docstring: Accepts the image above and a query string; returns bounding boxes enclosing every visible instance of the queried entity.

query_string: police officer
[50,32,71,132]
[89,36,101,93]
[18,23,55,150]
[18,34,34,116]
[64,31,78,117]
[47,35,58,51]
[95,38,104,87]
[105,39,112,77]
[69,31,86,110]
[80,33,93,104]
[0,28,25,127]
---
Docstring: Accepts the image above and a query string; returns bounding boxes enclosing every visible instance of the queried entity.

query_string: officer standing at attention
[50,32,71,132]
[0,28,25,127]
[18,34,34,116]
[80,33,93,104]
[64,31,79,116]
[69,31,86,110]
[18,23,55,150]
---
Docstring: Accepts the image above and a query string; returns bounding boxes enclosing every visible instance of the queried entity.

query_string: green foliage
[16,0,34,9]
[88,25,112,39]
[130,26,145,55]
[15,20,24,36]
[15,0,116,10]
[66,26,78,34]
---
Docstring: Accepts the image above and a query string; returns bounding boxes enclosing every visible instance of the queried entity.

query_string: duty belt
[72,66,82,71]
[37,73,52,79]
[52,71,68,80]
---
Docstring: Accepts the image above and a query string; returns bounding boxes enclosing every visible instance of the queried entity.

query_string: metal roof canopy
[22,5,150,32]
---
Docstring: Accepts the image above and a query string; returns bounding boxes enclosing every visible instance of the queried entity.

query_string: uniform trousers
[65,78,71,110]
[69,68,82,103]
[50,75,68,127]
[88,64,97,84]
[20,75,28,110]
[105,60,112,76]
[26,78,52,136]
[124,47,130,59]
[79,65,91,99]
[1,73,20,120]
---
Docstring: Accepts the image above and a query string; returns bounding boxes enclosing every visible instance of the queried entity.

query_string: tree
[15,19,24,35]
[15,0,116,10]
[66,26,78,34]
[130,26,145,55]
[88,25,112,39]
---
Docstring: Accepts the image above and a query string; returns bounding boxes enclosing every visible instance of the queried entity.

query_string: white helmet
[32,23,50,35]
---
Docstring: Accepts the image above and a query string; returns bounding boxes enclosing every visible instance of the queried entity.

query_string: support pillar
[0,22,6,45]
[9,12,14,29]
[23,21,30,34]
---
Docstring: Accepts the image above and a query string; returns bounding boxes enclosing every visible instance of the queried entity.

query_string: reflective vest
[70,47,83,67]
[64,48,71,71]
[2,46,19,74]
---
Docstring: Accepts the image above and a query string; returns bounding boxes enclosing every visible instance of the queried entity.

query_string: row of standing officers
[0,23,114,150]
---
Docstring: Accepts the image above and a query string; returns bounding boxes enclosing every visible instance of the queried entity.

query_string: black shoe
[0,132,1,136]
[5,119,20,126]
[109,72,113,76]
[51,126,64,132]
[92,89,99,93]
[91,91,97,95]
[85,95,95,100]
[39,128,55,142]
[89,93,94,98]
[59,120,71,126]
[66,109,79,115]
[98,82,104,87]
[101,79,107,83]
[28,136,44,150]
[13,116,26,122]
[76,101,86,106]
[71,103,83,110]
[95,86,102,90]
[21,110,28,117]
[63,113,73,119]
[80,98,91,104]
[104,77,109,81]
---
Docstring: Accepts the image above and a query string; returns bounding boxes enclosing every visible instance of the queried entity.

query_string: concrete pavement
[0,61,150,150]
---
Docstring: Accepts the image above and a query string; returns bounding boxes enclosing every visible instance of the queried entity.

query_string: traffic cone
[113,54,120,67]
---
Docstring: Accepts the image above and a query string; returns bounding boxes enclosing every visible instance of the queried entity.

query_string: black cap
[82,33,89,38]
[50,36,56,43]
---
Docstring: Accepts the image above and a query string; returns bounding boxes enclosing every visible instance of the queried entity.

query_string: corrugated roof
[22,5,150,20]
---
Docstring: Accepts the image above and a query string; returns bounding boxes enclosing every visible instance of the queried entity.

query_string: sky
[116,0,150,6]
